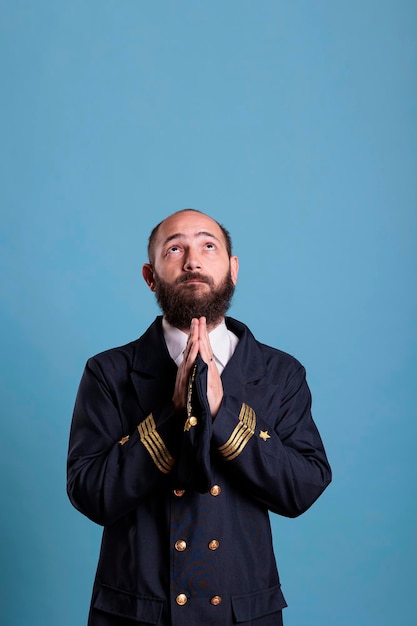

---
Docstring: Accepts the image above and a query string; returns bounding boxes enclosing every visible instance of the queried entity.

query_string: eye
[204,242,216,250]
[167,245,181,255]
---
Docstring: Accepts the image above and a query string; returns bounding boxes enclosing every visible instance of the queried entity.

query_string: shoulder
[257,339,303,368]
[226,316,305,376]
[86,317,162,374]
[88,339,138,369]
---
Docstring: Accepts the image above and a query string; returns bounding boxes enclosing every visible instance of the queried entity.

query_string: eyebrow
[161,231,222,248]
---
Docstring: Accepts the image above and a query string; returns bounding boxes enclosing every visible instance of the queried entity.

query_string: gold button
[210,595,222,606]
[176,593,188,606]
[189,416,198,427]
[210,485,221,496]
[208,539,219,551]
[175,539,187,552]
[173,489,185,497]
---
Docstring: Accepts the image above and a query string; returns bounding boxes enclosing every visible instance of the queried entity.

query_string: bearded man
[67,209,331,626]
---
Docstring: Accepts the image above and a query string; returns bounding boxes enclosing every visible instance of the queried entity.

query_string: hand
[197,317,223,418]
[172,318,199,413]
[172,317,224,419]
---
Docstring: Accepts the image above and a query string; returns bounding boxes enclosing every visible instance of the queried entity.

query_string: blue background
[1,2,416,625]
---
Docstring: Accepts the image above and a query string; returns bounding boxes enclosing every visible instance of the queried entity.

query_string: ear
[142,263,156,291]
[230,256,239,285]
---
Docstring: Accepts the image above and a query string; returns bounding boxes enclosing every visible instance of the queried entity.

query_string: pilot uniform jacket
[67,316,331,626]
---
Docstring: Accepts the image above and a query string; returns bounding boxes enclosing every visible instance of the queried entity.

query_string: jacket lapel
[222,317,267,389]
[129,317,177,417]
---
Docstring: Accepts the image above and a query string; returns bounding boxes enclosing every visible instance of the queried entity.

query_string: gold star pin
[259,430,271,441]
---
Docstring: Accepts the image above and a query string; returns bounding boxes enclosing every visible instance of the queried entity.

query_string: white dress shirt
[162,318,239,375]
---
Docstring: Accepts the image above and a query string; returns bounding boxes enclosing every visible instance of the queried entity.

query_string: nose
[183,247,202,271]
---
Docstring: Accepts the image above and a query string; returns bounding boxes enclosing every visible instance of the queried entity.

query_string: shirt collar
[161,318,188,366]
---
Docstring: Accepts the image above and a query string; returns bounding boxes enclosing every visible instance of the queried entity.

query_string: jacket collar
[132,316,265,384]
[129,317,177,414]
[131,317,174,375]
[222,317,267,386]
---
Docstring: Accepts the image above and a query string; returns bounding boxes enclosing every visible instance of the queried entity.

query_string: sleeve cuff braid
[218,403,256,461]
[137,414,175,474]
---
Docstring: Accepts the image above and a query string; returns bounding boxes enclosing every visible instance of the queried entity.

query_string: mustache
[175,273,214,286]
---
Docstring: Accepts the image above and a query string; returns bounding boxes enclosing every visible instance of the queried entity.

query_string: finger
[198,317,215,365]
[184,318,199,362]
[186,340,199,365]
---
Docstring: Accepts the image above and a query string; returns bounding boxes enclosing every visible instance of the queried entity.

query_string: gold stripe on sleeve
[218,403,256,460]
[137,414,175,474]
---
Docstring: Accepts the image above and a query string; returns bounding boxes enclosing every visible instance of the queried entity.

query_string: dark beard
[154,271,235,330]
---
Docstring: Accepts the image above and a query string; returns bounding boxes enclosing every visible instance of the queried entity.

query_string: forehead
[155,211,226,249]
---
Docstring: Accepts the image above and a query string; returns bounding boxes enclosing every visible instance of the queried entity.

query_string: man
[67,208,331,626]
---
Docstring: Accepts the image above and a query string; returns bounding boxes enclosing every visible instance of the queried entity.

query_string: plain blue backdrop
[1,1,416,625]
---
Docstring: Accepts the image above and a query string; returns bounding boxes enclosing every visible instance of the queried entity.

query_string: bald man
[67,209,331,626]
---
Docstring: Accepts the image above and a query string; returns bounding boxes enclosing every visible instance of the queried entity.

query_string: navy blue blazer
[67,317,331,626]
